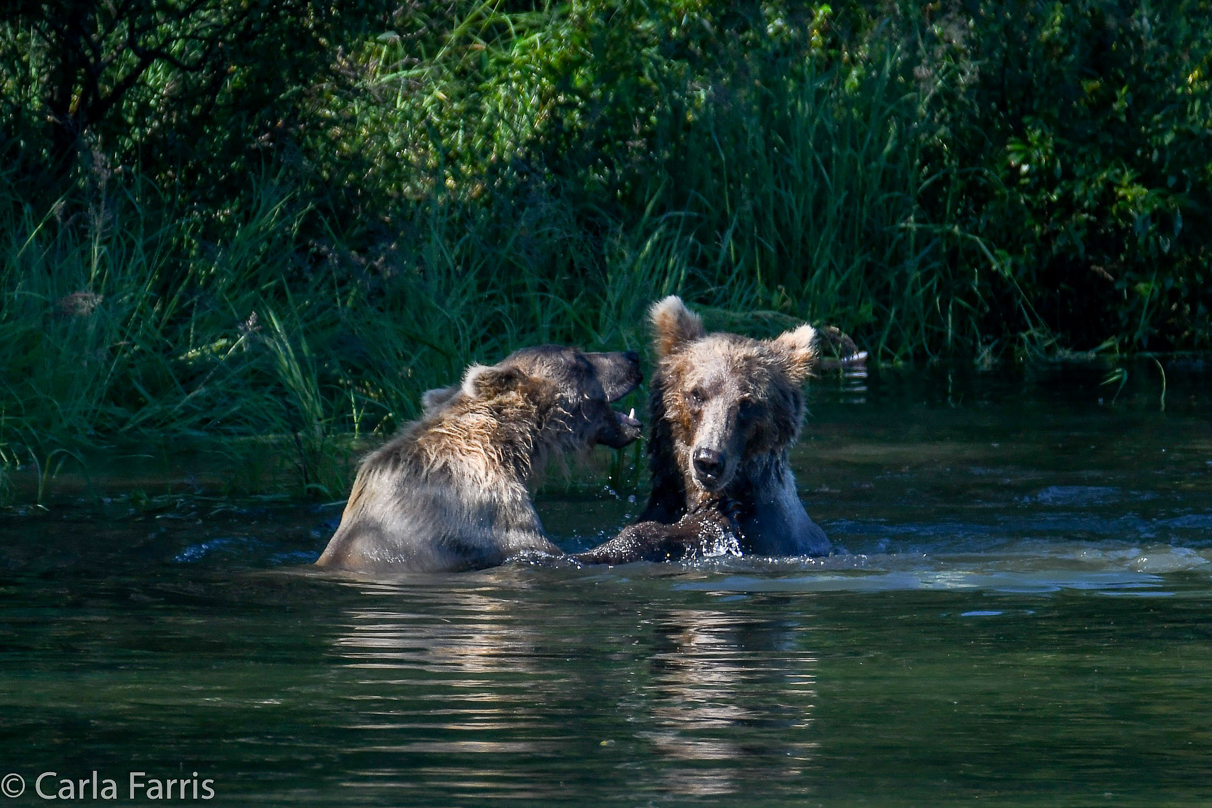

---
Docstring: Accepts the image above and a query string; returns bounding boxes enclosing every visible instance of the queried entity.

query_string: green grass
[0,164,671,501]
[3,0,1210,504]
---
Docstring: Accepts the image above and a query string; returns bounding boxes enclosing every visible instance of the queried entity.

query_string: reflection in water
[326,578,581,801]
[642,608,818,795]
[335,584,543,674]
[3,364,1212,807]
[326,579,820,800]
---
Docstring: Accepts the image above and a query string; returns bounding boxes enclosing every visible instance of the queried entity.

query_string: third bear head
[649,296,819,494]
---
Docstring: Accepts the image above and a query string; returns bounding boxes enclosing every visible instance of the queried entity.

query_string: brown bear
[316,344,736,573]
[634,296,837,557]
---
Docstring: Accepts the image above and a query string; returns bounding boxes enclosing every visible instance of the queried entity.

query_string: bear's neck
[420,401,552,484]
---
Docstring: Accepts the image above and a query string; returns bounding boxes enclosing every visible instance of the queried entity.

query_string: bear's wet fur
[636,295,832,557]
[316,343,740,572]
[316,345,646,573]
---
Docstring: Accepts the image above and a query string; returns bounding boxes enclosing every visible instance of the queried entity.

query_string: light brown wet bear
[633,296,836,557]
[316,345,736,573]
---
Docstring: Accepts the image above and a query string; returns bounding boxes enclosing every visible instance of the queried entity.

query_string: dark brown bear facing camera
[639,296,836,557]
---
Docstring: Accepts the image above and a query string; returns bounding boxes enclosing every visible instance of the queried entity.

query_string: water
[2,364,1211,806]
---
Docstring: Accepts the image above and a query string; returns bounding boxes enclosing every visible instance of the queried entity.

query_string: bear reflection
[325,576,583,801]
[326,579,819,800]
[640,605,819,796]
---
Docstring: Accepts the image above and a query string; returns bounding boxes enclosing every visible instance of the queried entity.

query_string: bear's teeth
[628,408,635,420]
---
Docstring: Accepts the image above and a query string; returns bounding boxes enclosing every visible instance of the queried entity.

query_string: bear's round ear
[649,295,706,357]
[770,324,819,384]
[462,363,529,400]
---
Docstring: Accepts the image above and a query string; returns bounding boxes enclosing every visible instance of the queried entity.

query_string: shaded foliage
[917,0,1212,351]
[3,0,382,201]
[1,0,1211,490]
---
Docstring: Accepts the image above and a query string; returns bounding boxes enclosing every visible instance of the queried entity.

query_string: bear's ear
[649,295,705,357]
[461,363,528,400]
[770,324,819,384]
[421,385,460,413]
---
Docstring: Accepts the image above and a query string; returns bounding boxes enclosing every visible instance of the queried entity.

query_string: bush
[2,0,1210,490]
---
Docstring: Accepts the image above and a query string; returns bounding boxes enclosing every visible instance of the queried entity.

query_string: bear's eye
[687,388,705,408]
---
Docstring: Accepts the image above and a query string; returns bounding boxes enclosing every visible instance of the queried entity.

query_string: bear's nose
[623,350,640,365]
[693,448,726,481]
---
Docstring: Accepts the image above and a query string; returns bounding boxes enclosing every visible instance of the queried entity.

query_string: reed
[3,0,1209,502]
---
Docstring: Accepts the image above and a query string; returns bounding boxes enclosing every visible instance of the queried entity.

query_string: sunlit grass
[0,41,995,503]
[4,3,1199,504]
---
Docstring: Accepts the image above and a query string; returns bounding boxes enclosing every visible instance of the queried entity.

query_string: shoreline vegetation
[3,1,1211,503]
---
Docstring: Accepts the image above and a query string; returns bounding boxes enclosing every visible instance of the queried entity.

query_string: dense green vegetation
[2,0,1210,497]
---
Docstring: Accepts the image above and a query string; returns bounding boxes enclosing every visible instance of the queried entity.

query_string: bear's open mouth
[597,406,642,449]
[616,407,641,430]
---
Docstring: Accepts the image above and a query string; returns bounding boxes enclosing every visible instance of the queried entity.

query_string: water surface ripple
[2,365,1211,806]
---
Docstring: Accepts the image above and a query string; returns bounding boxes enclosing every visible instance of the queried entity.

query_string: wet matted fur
[316,345,646,573]
[316,343,740,572]
[636,296,835,557]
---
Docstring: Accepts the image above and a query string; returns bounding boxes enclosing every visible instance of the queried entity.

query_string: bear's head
[423,345,644,452]
[650,296,818,494]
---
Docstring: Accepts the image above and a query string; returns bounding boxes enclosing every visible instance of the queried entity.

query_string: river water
[2,364,1210,806]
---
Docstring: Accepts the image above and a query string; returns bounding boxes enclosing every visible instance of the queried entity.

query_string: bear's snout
[692,447,727,487]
